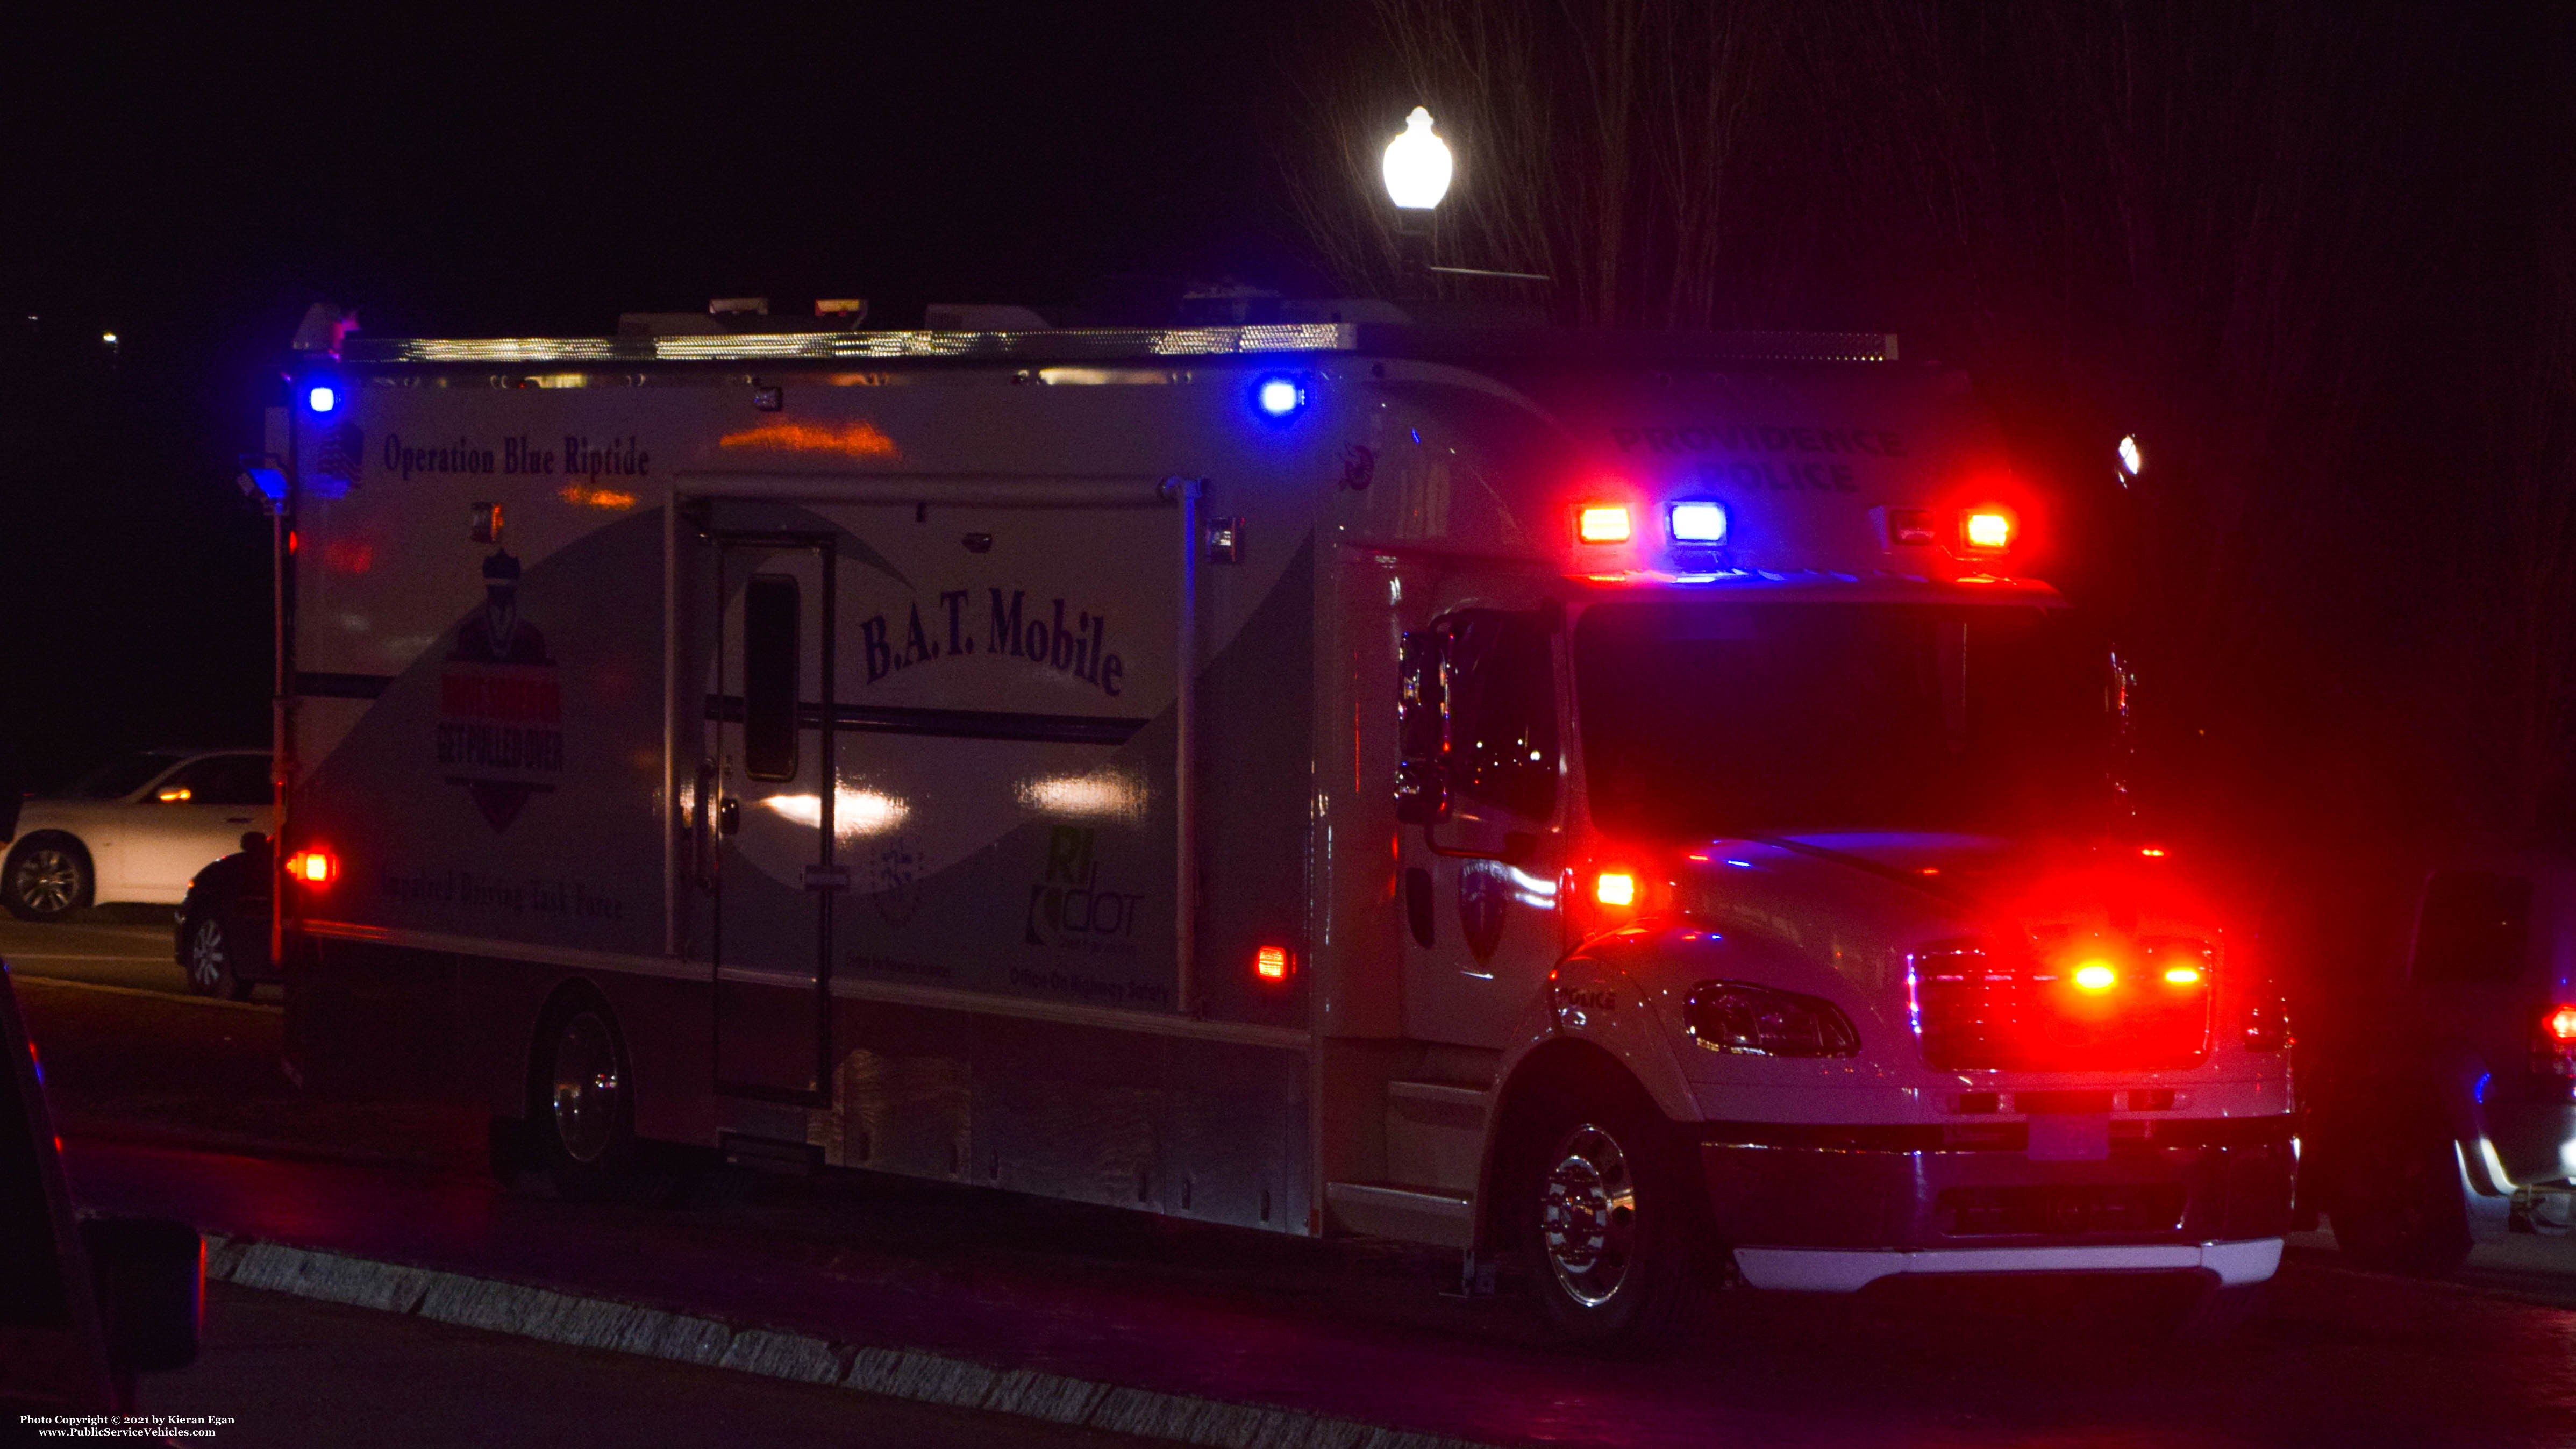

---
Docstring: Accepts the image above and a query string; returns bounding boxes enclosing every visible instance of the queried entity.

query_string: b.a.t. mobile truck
[253,304,2292,1345]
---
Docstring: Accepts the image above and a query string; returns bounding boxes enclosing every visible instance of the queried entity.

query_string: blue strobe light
[1668,501,1729,543]
[1253,375,1305,419]
[306,383,339,414]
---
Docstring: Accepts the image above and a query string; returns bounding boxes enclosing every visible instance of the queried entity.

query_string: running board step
[1324,1182,1474,1250]
[720,1133,822,1174]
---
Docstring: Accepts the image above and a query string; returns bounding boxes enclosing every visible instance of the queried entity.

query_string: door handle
[690,760,719,892]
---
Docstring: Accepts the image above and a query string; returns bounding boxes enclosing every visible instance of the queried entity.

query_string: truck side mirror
[80,1216,202,1375]
[1395,627,1450,825]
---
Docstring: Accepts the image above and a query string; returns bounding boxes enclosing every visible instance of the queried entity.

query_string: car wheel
[3,836,90,922]
[1510,1082,1708,1353]
[180,911,253,1001]
[531,999,675,1205]
[2327,1115,2473,1277]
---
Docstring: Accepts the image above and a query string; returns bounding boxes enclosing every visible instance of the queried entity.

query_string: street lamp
[1382,106,1452,211]
[1382,107,1451,296]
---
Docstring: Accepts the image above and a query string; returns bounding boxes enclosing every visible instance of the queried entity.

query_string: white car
[3,750,274,921]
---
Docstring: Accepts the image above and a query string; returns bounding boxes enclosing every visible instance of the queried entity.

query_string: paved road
[12,926,2576,1447]
[0,909,242,1001]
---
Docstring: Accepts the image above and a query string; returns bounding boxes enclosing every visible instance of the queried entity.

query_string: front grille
[1938,1182,2188,1236]
[1913,943,2211,1071]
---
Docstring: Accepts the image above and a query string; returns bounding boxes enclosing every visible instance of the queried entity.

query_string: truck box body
[274,322,2291,1296]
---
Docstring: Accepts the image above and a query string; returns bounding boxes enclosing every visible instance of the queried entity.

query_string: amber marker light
[2072,961,2117,991]
[1594,872,1638,907]
[1254,945,1290,982]
[1576,504,1632,544]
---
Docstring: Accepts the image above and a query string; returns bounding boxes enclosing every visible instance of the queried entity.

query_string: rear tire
[531,998,675,1205]
[1508,1081,1708,1353]
[3,836,90,922]
[2327,1115,2473,1277]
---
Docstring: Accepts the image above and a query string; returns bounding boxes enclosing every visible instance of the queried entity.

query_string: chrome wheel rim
[188,918,227,991]
[550,1011,622,1165]
[13,848,79,914]
[1539,1122,1639,1309]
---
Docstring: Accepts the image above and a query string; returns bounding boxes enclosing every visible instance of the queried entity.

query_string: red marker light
[2549,1005,2576,1043]
[1254,945,1290,982]
[2139,845,2169,859]
[286,848,336,886]
[1594,872,1638,907]
[2072,961,2117,991]
[1576,504,1632,544]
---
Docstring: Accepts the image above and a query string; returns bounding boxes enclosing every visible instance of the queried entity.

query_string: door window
[1446,611,1558,821]
[743,575,801,781]
[2411,871,2532,984]
[153,754,271,807]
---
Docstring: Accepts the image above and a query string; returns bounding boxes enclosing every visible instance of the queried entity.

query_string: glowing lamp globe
[1382,107,1453,211]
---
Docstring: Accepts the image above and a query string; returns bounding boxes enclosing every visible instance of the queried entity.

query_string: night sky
[5,3,2568,860]
[1,6,1305,781]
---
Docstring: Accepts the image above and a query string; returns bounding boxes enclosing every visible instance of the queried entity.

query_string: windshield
[1573,600,2115,840]
[66,751,184,800]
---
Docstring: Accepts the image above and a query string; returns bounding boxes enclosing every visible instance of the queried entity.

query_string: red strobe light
[1576,504,1632,544]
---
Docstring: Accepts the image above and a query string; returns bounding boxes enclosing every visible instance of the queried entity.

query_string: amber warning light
[286,849,336,886]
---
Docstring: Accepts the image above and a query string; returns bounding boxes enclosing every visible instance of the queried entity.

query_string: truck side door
[1398,609,1565,1047]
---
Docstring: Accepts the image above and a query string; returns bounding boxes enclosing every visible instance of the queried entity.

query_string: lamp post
[1382,106,1452,298]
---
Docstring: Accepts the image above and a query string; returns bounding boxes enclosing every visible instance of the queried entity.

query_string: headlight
[1685,981,1860,1058]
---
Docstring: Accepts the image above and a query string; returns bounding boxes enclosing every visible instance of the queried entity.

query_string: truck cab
[1330,343,2293,1342]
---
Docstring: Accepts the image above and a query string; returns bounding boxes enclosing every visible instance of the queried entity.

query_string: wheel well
[9,831,93,873]
[1479,1038,1658,1251]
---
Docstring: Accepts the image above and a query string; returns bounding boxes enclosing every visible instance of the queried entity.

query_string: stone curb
[197,1233,1503,1449]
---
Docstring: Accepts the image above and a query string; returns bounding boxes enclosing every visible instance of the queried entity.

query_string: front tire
[180,910,253,1001]
[3,836,90,922]
[1510,1083,1708,1352]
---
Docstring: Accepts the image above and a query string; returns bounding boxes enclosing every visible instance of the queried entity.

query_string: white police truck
[252,305,2293,1346]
